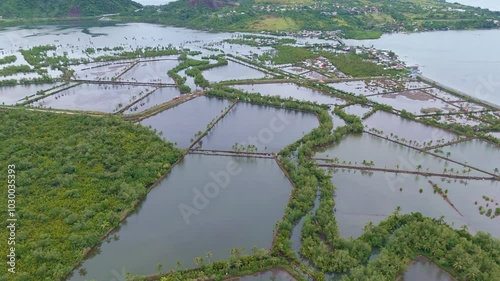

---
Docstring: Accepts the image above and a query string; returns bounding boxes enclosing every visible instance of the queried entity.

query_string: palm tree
[235,260,243,270]
[194,257,204,268]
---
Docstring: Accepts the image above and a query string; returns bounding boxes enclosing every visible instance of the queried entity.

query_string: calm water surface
[140,96,233,148]
[199,102,319,152]
[232,83,346,105]
[401,256,457,281]
[70,154,292,281]
[328,171,463,238]
[225,269,296,281]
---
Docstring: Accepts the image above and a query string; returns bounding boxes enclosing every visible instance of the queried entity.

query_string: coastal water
[347,29,500,106]
[446,0,500,11]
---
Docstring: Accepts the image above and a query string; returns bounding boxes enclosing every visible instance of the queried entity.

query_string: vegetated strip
[14,82,69,103]
[69,79,176,87]
[415,109,494,119]
[189,151,274,159]
[423,136,474,151]
[426,180,464,217]
[315,163,497,181]
[225,56,277,77]
[190,148,273,156]
[363,86,434,97]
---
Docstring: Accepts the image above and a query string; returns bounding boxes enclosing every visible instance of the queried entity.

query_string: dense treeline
[0,65,34,77]
[168,54,228,92]
[0,76,54,87]
[0,110,183,280]
[0,0,142,19]
[341,214,500,280]
[93,46,178,62]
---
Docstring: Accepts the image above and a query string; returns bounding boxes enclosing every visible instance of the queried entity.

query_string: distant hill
[125,0,500,39]
[0,0,143,19]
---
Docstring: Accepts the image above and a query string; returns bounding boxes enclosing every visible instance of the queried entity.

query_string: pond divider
[122,90,205,122]
[19,82,83,106]
[187,100,238,151]
[189,149,274,159]
[422,137,473,152]
[426,180,464,217]
[364,86,434,97]
[116,87,159,114]
[364,131,498,178]
[415,109,493,119]
[315,163,498,181]
[69,79,176,87]
[226,55,280,77]
[14,82,69,104]
[112,60,139,81]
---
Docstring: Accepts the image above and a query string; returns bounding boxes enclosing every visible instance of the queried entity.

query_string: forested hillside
[0,0,143,19]
[121,0,500,38]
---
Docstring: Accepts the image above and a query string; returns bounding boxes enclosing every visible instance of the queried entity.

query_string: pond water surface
[328,171,464,238]
[315,133,487,176]
[0,83,62,105]
[140,96,232,148]
[69,154,292,281]
[231,83,346,105]
[202,61,267,83]
[199,102,319,152]
[118,59,178,83]
[364,111,458,144]
[124,87,180,114]
[226,269,296,281]
[400,256,457,281]
[36,83,153,113]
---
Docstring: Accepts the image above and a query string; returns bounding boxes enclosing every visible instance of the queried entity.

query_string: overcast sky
[135,0,176,5]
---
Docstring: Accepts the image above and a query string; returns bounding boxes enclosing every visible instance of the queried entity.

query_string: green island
[0,2,499,281]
